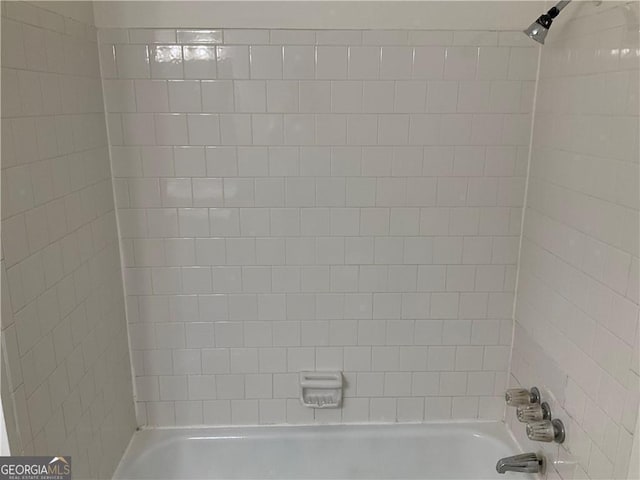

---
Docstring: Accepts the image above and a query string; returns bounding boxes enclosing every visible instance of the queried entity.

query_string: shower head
[523,15,552,44]
[524,0,571,45]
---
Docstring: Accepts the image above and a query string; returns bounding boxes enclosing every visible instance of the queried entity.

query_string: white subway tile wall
[98,28,538,426]
[508,3,639,480]
[1,1,136,477]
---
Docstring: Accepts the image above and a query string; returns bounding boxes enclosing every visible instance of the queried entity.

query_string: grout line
[97,32,141,423]
[504,42,543,423]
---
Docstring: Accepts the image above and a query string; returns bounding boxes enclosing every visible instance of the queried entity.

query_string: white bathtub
[114,422,533,479]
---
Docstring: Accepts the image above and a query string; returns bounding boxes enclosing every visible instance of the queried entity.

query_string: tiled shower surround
[98,28,539,426]
[1,1,136,477]
[507,3,640,480]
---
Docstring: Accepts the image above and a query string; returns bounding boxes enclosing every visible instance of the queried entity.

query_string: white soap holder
[299,371,342,408]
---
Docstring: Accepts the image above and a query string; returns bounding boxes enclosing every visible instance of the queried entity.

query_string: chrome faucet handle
[496,453,544,474]
[505,387,540,406]
[517,402,551,422]
[526,419,565,443]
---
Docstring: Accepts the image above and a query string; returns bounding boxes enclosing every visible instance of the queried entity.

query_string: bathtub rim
[114,419,526,479]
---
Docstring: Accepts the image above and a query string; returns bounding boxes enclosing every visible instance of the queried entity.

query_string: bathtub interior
[114,422,534,479]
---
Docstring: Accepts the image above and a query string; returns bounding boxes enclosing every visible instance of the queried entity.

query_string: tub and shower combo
[2,0,637,478]
[113,2,575,478]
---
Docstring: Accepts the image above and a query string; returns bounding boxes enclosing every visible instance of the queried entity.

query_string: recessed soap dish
[299,371,342,408]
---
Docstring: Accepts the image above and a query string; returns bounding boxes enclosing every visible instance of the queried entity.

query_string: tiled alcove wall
[1,1,136,477]
[508,2,639,480]
[98,27,539,426]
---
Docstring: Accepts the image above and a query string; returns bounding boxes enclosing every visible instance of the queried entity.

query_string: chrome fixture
[524,0,572,44]
[496,453,544,474]
[516,402,551,423]
[526,419,566,443]
[505,386,540,406]
[503,386,567,448]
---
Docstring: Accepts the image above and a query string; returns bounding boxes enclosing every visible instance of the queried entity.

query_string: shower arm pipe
[547,0,571,19]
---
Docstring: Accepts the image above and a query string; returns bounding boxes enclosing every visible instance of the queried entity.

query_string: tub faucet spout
[496,453,544,474]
